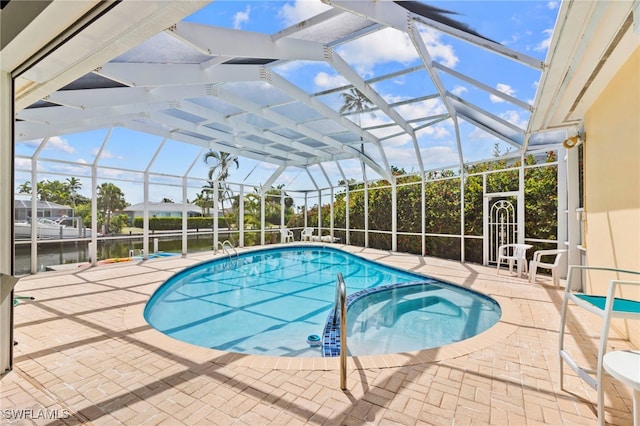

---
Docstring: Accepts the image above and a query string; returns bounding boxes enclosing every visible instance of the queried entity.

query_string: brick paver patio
[1,245,636,425]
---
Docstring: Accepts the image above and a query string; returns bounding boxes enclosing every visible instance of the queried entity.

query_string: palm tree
[97,182,127,234]
[65,177,82,210]
[339,88,375,153]
[339,88,374,123]
[204,150,239,229]
[192,191,211,215]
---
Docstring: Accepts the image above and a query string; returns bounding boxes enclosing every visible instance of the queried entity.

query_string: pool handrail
[218,240,237,257]
[334,272,347,390]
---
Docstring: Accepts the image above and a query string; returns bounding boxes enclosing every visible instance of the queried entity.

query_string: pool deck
[2,244,637,425]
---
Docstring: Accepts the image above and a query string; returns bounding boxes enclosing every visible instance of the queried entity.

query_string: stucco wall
[583,46,640,346]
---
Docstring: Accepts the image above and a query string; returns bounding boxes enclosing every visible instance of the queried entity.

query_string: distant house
[121,202,204,222]
[14,199,74,221]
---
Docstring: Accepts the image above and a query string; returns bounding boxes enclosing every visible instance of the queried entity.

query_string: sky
[14,0,561,206]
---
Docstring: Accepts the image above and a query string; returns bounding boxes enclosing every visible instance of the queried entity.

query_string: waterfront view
[13,232,238,275]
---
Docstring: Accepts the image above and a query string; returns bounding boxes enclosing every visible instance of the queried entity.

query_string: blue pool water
[345,282,501,356]
[144,246,501,357]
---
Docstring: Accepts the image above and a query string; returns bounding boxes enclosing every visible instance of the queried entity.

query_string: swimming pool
[344,282,501,356]
[144,246,501,357]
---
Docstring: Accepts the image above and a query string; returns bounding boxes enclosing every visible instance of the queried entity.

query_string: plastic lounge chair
[300,227,314,242]
[280,228,294,243]
[530,249,566,286]
[496,243,532,278]
[559,265,640,426]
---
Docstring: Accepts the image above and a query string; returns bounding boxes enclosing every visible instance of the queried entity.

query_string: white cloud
[394,98,448,121]
[313,72,348,89]
[421,126,451,139]
[468,126,497,141]
[18,139,41,149]
[502,33,521,46]
[49,163,91,177]
[278,0,332,26]
[336,26,458,76]
[420,28,458,68]
[91,148,123,160]
[490,83,516,103]
[451,86,468,96]
[499,110,527,130]
[233,6,251,30]
[21,136,75,154]
[14,158,32,169]
[420,145,460,165]
[383,139,459,168]
[534,28,554,52]
[547,2,559,10]
[46,136,75,154]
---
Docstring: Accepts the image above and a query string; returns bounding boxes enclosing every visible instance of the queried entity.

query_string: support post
[518,153,526,245]
[391,177,397,252]
[143,173,149,260]
[0,71,15,375]
[239,185,245,248]
[260,190,265,245]
[317,190,322,236]
[330,186,335,241]
[460,173,465,263]
[182,176,188,256]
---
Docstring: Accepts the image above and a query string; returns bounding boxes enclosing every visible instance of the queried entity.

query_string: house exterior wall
[583,46,640,347]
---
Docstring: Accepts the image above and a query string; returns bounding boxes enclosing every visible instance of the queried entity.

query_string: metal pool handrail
[218,240,237,257]
[334,272,347,390]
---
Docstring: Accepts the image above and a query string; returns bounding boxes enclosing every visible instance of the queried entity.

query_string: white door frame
[483,191,521,265]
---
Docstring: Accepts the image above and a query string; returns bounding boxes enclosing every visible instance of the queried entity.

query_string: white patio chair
[496,243,532,278]
[300,227,314,241]
[280,228,294,243]
[530,249,566,286]
[559,265,640,426]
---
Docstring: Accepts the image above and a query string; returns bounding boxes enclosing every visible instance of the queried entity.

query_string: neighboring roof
[123,202,202,215]
[14,199,72,211]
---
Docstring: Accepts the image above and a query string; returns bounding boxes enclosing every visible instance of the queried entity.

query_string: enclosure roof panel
[9,0,617,189]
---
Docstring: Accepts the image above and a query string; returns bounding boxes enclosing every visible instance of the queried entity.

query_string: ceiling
[2,0,638,188]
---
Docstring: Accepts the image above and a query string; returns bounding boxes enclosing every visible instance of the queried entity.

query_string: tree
[339,88,374,123]
[65,177,82,209]
[192,191,211,215]
[17,181,31,194]
[97,182,128,233]
[340,88,376,173]
[37,180,67,203]
[204,150,239,229]
[161,197,173,203]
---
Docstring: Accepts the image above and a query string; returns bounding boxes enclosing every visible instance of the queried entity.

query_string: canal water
[14,233,233,275]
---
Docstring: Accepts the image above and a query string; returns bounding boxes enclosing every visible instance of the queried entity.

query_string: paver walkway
[1,245,637,425]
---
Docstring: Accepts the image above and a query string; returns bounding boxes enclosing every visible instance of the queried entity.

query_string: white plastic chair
[559,265,640,426]
[496,243,532,278]
[300,227,314,241]
[280,228,294,243]
[530,249,566,286]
